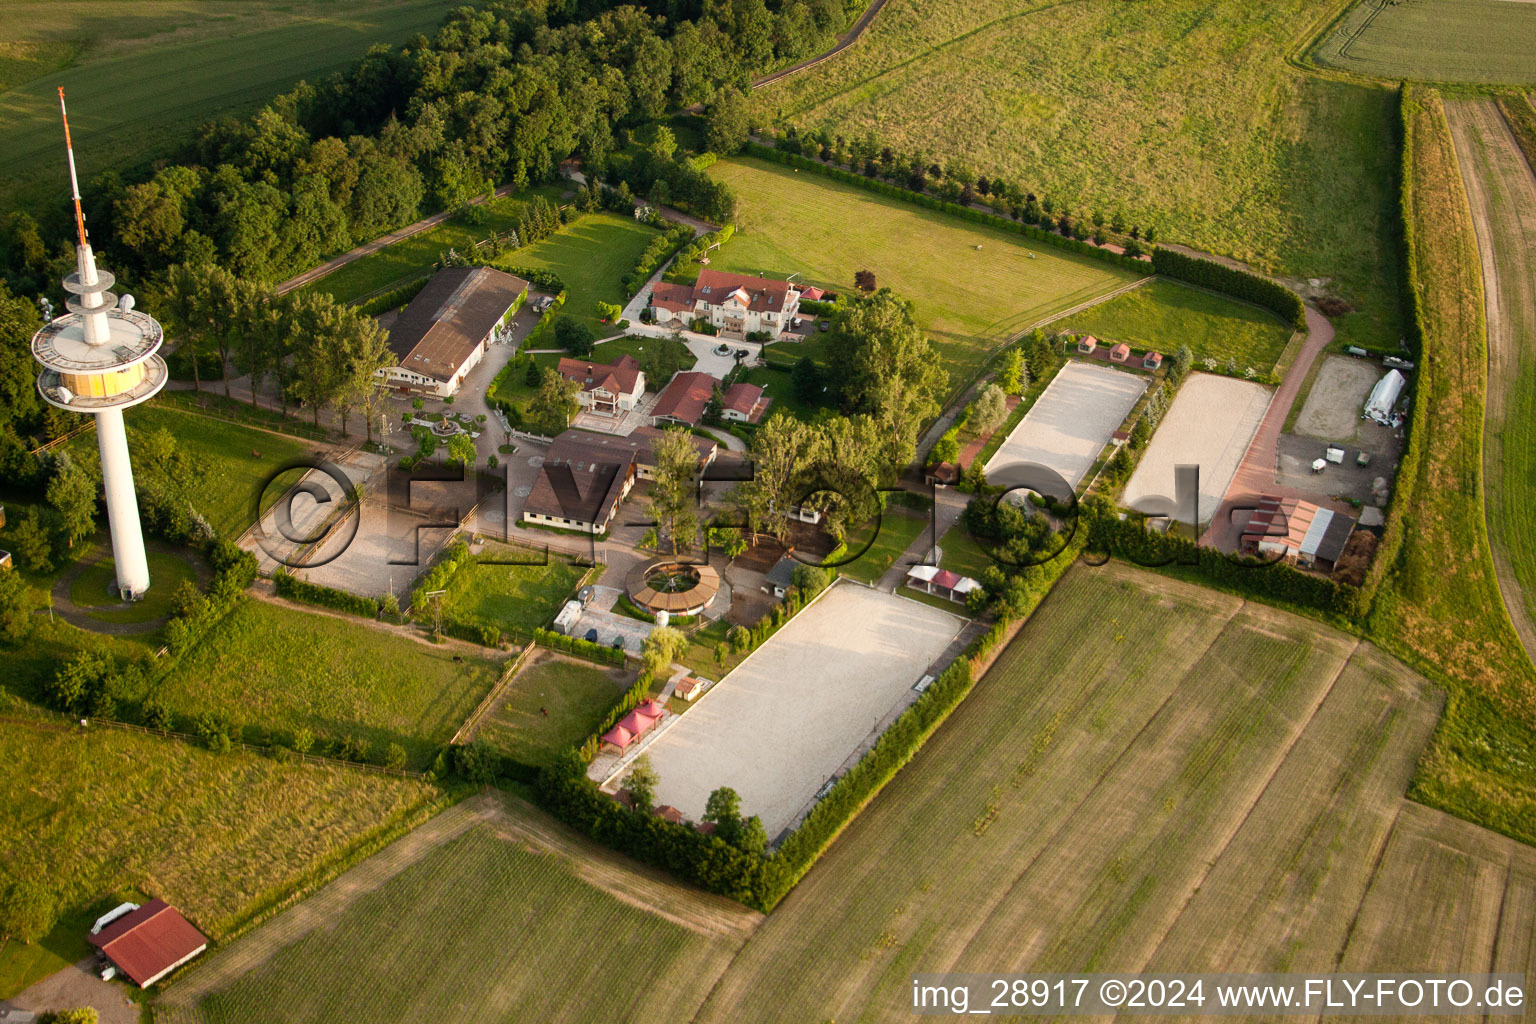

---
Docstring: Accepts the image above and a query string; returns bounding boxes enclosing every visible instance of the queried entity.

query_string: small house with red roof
[1143,350,1163,370]
[87,899,207,987]
[1109,342,1131,363]
[720,381,770,423]
[1076,335,1097,354]
[600,698,668,756]
[905,564,983,604]
[651,371,717,426]
[557,354,646,415]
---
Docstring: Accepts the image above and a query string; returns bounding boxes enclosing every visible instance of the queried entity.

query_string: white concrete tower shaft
[31,89,168,600]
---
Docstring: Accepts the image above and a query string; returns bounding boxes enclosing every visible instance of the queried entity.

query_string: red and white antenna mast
[58,87,89,248]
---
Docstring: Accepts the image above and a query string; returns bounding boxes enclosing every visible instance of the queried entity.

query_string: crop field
[708,158,1140,387]
[985,360,1147,490]
[437,544,588,635]
[156,795,759,1024]
[640,582,966,837]
[1443,98,1536,663]
[1372,90,1536,847]
[751,0,1404,351]
[1312,0,1536,85]
[0,0,463,210]
[155,599,502,769]
[0,712,435,998]
[494,213,666,335]
[1123,373,1270,526]
[296,186,568,303]
[686,564,1483,1021]
[65,401,322,540]
[475,652,629,767]
[1059,279,1295,373]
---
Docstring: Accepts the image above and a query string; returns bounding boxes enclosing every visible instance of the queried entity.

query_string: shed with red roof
[87,899,207,987]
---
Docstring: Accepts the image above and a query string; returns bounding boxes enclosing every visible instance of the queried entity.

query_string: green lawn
[1059,278,1294,373]
[497,213,666,337]
[750,0,1405,351]
[836,508,932,584]
[1312,0,1536,85]
[0,0,465,212]
[300,186,569,304]
[437,544,588,635]
[64,401,321,541]
[0,710,435,998]
[478,654,628,766]
[936,523,996,580]
[155,599,502,768]
[708,158,1139,389]
[68,548,197,623]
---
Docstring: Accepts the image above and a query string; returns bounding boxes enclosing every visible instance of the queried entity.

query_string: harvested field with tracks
[1312,0,1536,85]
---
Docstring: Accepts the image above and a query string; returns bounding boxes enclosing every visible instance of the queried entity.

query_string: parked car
[791,317,803,329]
[818,320,830,332]
[585,628,598,643]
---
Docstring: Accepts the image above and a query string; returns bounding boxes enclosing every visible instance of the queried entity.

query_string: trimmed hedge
[531,626,627,665]
[741,142,1148,275]
[354,276,431,317]
[273,570,380,618]
[1084,503,1361,618]
[1149,247,1306,330]
[410,540,471,613]
[1360,85,1428,614]
[663,224,737,284]
[624,223,694,294]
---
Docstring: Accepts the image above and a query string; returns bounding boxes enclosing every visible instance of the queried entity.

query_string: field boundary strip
[452,640,537,745]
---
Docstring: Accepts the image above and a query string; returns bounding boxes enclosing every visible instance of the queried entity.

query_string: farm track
[157,792,759,1019]
[1443,97,1536,666]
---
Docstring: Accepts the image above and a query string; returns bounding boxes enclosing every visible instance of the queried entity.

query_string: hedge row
[1149,247,1306,330]
[741,142,1148,275]
[536,753,768,903]
[797,298,837,316]
[354,275,431,317]
[273,569,381,619]
[531,626,626,665]
[501,266,567,294]
[410,540,471,612]
[664,224,737,283]
[1084,504,1361,619]
[623,223,694,295]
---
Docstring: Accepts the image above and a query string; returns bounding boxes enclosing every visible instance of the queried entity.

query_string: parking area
[985,360,1147,491]
[1124,372,1270,526]
[628,581,966,838]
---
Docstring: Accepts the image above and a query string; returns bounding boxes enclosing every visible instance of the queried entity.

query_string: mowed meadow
[1312,0,1536,85]
[690,565,1481,1020]
[156,796,759,1024]
[751,0,1404,350]
[0,0,464,209]
[708,157,1140,387]
[155,564,1536,1022]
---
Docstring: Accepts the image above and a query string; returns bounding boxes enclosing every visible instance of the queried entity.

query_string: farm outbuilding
[87,898,208,987]
[1076,335,1097,354]
[1363,369,1406,425]
[600,699,668,756]
[905,564,982,603]
[1109,342,1131,363]
[1143,351,1163,370]
[1240,496,1357,570]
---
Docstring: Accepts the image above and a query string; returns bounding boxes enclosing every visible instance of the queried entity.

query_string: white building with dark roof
[379,266,528,397]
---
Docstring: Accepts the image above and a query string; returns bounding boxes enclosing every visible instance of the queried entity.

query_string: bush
[273,570,380,618]
[354,276,431,317]
[452,740,499,784]
[554,316,595,356]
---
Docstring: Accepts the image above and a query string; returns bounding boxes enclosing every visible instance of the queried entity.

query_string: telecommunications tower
[31,89,167,599]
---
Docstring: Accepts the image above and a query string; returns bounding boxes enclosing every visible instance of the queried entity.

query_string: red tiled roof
[655,804,685,824]
[722,381,764,415]
[800,286,826,301]
[695,269,796,315]
[650,281,695,314]
[1110,342,1131,359]
[652,371,717,425]
[557,354,642,397]
[88,899,207,987]
[931,569,964,591]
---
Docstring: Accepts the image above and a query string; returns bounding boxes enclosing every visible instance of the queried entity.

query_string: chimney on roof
[587,364,593,375]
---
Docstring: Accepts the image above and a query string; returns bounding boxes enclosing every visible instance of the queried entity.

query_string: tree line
[0,0,858,301]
